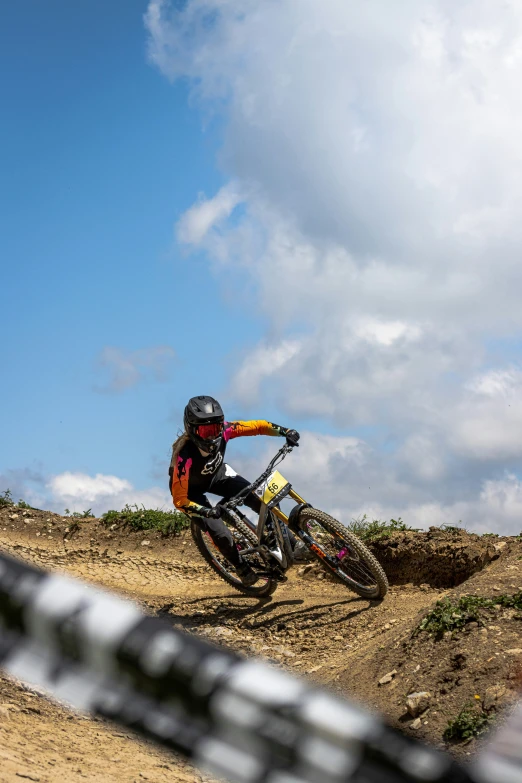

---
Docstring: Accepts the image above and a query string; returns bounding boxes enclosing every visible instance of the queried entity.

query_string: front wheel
[191,518,278,598]
[297,508,388,600]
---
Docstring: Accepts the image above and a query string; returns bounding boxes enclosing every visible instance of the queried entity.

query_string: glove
[201,506,222,519]
[285,428,300,446]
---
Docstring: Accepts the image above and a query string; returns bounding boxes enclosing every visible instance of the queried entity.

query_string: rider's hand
[201,506,221,519]
[285,428,300,447]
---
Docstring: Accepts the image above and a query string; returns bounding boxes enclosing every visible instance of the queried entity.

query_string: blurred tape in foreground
[0,549,518,783]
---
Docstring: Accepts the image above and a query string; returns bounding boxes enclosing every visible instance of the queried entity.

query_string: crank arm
[238,546,265,556]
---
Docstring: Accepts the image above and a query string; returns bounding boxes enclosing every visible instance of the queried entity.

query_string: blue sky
[0,0,272,502]
[3,1,522,534]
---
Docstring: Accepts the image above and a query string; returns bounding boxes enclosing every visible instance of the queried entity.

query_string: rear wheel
[297,508,388,600]
[191,517,278,598]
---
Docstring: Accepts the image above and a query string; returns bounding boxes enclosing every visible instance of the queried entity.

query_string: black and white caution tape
[0,550,512,783]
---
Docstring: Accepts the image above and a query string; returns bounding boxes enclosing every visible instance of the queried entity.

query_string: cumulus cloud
[233,339,301,405]
[95,345,175,393]
[450,368,522,461]
[176,183,241,245]
[232,433,522,536]
[145,0,522,532]
[47,471,172,516]
[1,467,172,517]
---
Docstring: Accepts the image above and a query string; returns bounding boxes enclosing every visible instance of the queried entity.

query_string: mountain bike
[191,442,388,600]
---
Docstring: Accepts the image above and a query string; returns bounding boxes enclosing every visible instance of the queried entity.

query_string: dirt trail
[0,507,521,782]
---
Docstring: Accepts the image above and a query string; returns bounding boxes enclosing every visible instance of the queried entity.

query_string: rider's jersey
[170,420,287,516]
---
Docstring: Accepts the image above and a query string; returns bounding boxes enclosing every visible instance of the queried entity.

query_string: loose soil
[0,506,521,783]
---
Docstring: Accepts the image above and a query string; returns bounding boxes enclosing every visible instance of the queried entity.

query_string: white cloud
[47,471,172,516]
[49,472,132,502]
[95,345,175,393]
[145,1,522,533]
[232,432,522,535]
[176,183,241,245]
[232,339,301,405]
[354,319,422,347]
[450,368,522,461]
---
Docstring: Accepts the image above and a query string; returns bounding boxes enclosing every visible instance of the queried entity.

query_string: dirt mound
[368,527,502,587]
[333,542,522,752]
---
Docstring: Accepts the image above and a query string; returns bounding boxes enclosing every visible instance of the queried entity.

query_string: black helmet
[184,395,225,453]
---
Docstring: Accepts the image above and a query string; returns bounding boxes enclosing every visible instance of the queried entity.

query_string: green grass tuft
[415,591,522,637]
[443,703,495,742]
[347,514,417,542]
[102,504,190,536]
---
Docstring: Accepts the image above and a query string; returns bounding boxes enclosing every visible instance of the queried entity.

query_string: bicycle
[191,442,389,599]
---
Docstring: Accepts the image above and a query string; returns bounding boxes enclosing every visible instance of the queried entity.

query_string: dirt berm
[368,527,500,587]
[0,506,521,783]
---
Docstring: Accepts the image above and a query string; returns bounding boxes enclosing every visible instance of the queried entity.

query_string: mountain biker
[169,395,303,586]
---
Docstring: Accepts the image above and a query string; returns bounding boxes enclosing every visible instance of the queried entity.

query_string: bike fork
[296,528,349,568]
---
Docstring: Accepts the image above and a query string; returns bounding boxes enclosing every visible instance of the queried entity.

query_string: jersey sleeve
[223,420,287,442]
[170,455,205,516]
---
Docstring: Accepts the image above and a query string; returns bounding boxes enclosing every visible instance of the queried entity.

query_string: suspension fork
[286,501,350,564]
[259,504,290,569]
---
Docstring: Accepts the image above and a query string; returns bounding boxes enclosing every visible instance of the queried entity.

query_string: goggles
[196,422,224,440]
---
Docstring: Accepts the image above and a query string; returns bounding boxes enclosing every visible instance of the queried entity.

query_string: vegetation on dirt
[64,508,95,518]
[347,516,485,542]
[439,523,468,533]
[0,489,13,507]
[0,489,38,510]
[102,503,190,536]
[347,514,417,541]
[415,592,522,637]
[443,702,495,742]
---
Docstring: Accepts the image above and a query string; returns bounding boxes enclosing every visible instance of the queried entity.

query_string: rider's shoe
[236,560,259,586]
[292,540,314,562]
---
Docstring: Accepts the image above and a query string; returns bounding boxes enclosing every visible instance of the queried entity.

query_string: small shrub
[0,489,14,508]
[440,522,468,534]
[348,514,417,542]
[17,499,38,510]
[1,490,38,510]
[64,508,95,519]
[415,591,522,637]
[496,590,522,610]
[443,703,494,742]
[414,595,491,637]
[102,504,189,536]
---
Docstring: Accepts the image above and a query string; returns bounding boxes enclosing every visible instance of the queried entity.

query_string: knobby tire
[191,517,278,598]
[297,507,388,600]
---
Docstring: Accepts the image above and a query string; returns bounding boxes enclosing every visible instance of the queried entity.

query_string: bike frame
[219,444,310,571]
[212,444,386,598]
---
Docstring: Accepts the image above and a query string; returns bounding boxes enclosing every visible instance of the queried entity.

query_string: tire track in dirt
[0,515,436,783]
[0,508,518,780]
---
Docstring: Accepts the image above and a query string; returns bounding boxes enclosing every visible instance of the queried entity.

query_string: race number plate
[256,470,292,506]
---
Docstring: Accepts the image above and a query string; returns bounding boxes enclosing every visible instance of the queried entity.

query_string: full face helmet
[184,396,225,454]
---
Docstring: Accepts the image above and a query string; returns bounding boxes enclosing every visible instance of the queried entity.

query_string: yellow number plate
[260,470,290,504]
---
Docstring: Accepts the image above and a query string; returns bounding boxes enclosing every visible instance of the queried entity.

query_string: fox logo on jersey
[201,452,223,475]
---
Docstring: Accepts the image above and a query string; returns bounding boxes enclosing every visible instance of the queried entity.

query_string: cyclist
[169,395,302,586]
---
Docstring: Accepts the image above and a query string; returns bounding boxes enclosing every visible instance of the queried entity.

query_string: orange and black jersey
[170,420,287,516]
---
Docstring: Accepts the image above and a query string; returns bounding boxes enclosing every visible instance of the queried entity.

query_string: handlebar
[218,442,294,511]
